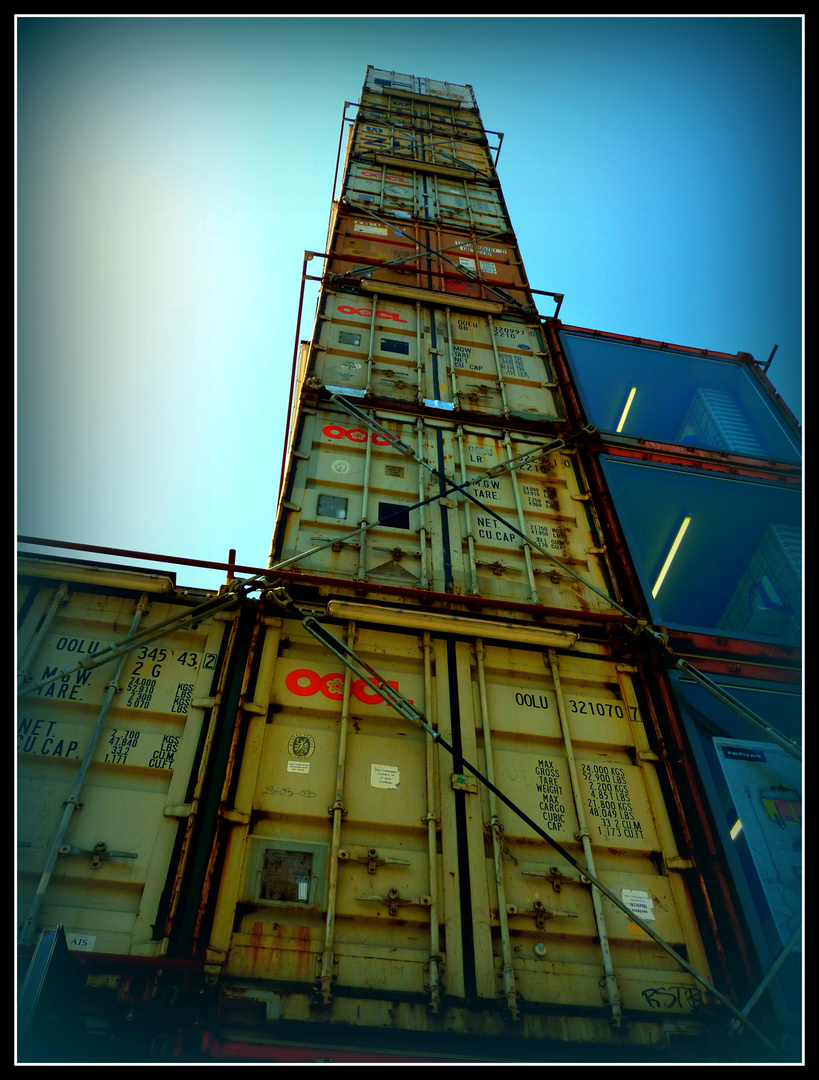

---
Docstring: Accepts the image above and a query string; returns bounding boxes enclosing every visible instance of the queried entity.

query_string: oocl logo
[337,305,408,323]
[359,169,406,184]
[285,668,411,705]
[322,425,392,446]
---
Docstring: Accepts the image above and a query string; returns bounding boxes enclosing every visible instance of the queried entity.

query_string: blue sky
[16,16,803,593]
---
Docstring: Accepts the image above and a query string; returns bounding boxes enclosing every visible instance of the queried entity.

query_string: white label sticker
[371,763,400,789]
[458,257,497,275]
[622,889,655,921]
[298,877,309,901]
[66,932,96,952]
[287,761,310,773]
[354,220,388,235]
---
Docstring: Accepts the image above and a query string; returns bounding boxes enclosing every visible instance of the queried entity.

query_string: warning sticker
[622,889,655,921]
[371,763,400,789]
[287,761,310,774]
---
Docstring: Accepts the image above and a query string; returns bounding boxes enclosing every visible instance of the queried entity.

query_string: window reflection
[601,459,801,645]
[560,332,800,464]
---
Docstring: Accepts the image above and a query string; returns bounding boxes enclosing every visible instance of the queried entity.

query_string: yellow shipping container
[272,402,614,614]
[17,556,240,958]
[198,602,720,1052]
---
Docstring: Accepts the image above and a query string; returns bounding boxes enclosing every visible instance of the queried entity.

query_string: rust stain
[240,922,317,983]
[244,920,266,973]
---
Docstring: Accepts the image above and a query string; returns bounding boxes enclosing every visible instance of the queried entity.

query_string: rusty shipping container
[357,89,487,142]
[350,118,496,180]
[363,66,480,110]
[326,212,533,308]
[16,556,796,1062]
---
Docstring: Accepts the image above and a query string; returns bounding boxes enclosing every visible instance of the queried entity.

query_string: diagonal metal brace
[674,658,801,761]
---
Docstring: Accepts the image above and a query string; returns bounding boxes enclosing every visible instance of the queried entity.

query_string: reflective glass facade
[600,458,801,645]
[560,331,801,464]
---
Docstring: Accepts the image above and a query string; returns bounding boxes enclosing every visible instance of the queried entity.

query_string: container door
[343,163,510,235]
[351,122,493,177]
[312,288,423,404]
[273,406,436,592]
[459,640,716,1026]
[307,292,558,420]
[208,618,460,1010]
[437,424,618,612]
[443,310,559,420]
[327,220,530,306]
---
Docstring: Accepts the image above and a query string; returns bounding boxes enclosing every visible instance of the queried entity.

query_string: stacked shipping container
[17,67,801,1064]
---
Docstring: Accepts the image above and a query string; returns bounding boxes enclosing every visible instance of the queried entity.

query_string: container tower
[262,67,802,1056]
[17,67,801,1064]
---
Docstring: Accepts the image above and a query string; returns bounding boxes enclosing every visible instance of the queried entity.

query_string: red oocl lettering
[321,425,392,446]
[284,668,411,705]
[285,669,344,700]
[352,678,400,704]
[360,170,404,184]
[336,305,407,323]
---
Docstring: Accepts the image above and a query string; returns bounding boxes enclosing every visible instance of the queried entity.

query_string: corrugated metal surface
[17,558,236,957]
[301,288,557,417]
[212,617,435,999]
[326,214,531,306]
[364,67,479,110]
[461,639,712,1017]
[357,90,486,141]
[350,119,495,179]
[201,610,718,1047]
[273,404,615,613]
[342,161,511,235]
